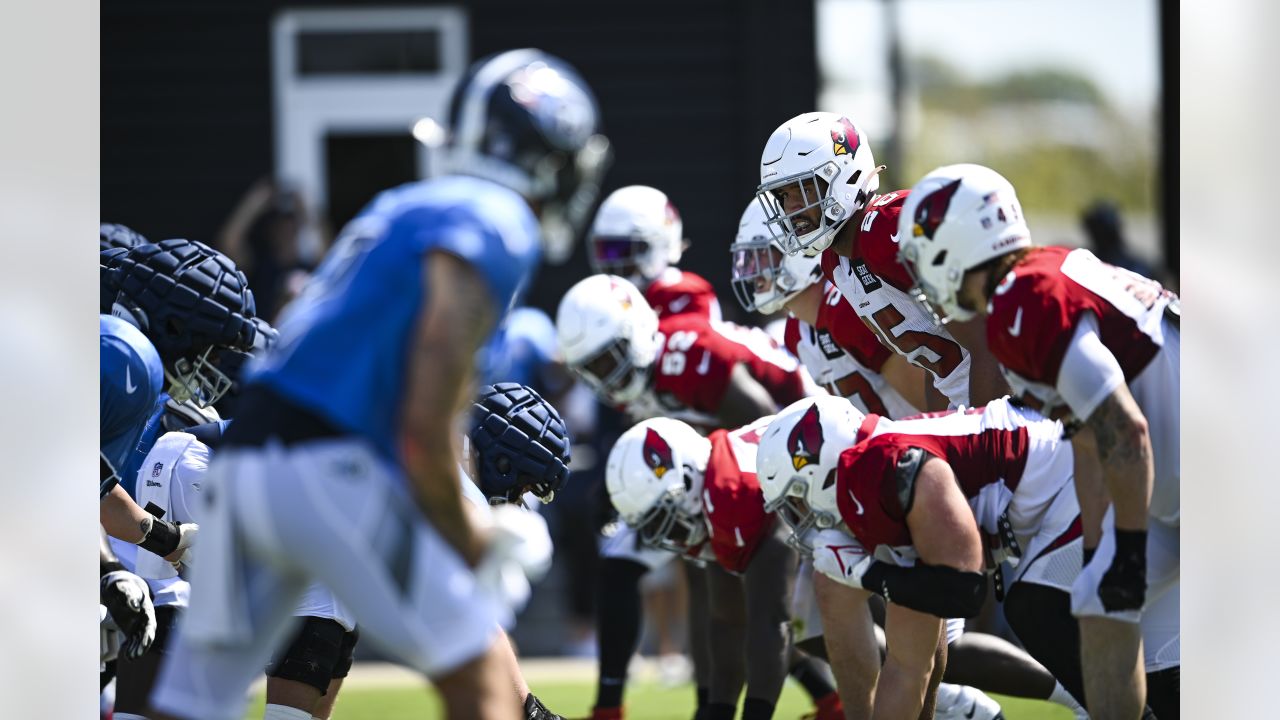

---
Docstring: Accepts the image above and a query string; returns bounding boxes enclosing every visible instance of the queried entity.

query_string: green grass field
[241,673,1074,719]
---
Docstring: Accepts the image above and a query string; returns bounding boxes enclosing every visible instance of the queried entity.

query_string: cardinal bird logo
[831,117,861,157]
[643,428,675,479]
[788,404,825,471]
[912,177,964,241]
[608,277,633,310]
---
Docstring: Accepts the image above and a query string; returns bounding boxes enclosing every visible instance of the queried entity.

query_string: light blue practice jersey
[247,175,541,458]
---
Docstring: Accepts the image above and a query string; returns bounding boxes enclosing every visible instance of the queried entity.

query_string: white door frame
[271,6,468,212]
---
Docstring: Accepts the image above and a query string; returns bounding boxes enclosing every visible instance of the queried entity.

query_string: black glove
[524,693,565,720]
[101,569,158,659]
[1098,529,1147,612]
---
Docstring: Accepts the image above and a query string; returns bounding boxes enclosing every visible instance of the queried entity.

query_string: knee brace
[265,617,348,694]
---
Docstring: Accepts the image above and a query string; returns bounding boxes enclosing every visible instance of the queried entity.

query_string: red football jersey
[701,416,775,573]
[647,314,809,420]
[645,268,722,322]
[834,398,1070,555]
[985,246,1177,412]
[819,190,971,407]
[783,284,918,418]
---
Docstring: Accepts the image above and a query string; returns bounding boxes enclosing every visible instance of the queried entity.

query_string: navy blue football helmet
[100,314,164,497]
[100,223,148,253]
[469,382,571,504]
[443,48,612,263]
[109,238,275,408]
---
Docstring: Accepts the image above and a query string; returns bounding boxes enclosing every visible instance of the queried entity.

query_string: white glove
[473,505,554,611]
[810,528,874,589]
[101,570,157,659]
[167,522,199,569]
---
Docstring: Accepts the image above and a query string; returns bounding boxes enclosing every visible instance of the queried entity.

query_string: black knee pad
[1145,666,1179,720]
[265,617,349,694]
[332,626,360,679]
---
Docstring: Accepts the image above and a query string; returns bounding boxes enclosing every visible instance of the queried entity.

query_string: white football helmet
[556,274,661,404]
[897,164,1031,324]
[758,396,865,554]
[587,185,685,286]
[756,112,880,257]
[730,196,823,315]
[606,418,712,553]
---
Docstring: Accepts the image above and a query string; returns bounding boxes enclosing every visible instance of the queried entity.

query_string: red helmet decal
[608,277,634,310]
[664,201,681,228]
[912,178,964,241]
[642,428,675,479]
[831,117,861,157]
[788,403,825,471]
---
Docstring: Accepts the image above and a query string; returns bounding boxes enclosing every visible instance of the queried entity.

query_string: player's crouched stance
[149,48,610,720]
[467,382,572,720]
[759,396,1088,718]
[898,164,1179,719]
[606,416,830,720]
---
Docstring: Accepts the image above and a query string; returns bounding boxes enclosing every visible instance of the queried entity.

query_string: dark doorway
[324,132,420,232]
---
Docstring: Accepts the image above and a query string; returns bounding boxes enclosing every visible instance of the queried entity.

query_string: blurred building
[102,0,819,325]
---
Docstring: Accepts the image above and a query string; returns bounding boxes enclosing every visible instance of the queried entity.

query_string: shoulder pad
[894,446,932,516]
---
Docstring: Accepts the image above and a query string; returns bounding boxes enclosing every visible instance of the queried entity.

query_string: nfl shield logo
[152,462,164,478]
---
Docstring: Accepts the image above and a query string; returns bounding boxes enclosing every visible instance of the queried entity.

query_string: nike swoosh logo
[668,295,692,313]
[1008,307,1023,337]
[125,366,138,394]
[964,700,978,719]
[889,232,900,244]
[847,489,865,515]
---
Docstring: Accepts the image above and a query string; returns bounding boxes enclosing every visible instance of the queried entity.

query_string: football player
[753,112,1009,411]
[467,382,572,720]
[100,314,168,686]
[99,314,197,562]
[103,240,285,720]
[588,185,720,321]
[557,276,839,720]
[557,273,811,430]
[607,416,839,720]
[731,196,1089,717]
[148,48,610,720]
[898,164,1179,719]
[731,196,923,418]
[760,396,1093,719]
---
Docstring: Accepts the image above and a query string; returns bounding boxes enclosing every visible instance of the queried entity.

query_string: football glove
[101,570,157,659]
[810,528,874,589]
[524,693,566,720]
[1098,528,1147,613]
[473,505,554,611]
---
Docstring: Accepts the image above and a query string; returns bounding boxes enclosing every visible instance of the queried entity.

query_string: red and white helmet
[606,417,711,553]
[897,164,1031,324]
[556,274,660,404]
[758,395,865,554]
[730,196,823,315]
[587,185,684,286]
[756,112,880,257]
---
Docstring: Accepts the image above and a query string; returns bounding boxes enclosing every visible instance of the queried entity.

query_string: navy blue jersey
[246,176,541,459]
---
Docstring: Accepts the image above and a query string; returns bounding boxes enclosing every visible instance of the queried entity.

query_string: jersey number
[831,373,890,416]
[864,305,964,378]
[660,331,698,375]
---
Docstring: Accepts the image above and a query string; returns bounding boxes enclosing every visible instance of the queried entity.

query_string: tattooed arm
[1075,385,1153,532]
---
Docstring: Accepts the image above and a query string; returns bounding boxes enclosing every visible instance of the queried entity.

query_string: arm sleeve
[1056,314,1125,421]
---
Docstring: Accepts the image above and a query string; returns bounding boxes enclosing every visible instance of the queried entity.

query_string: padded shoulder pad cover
[894,446,932,516]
